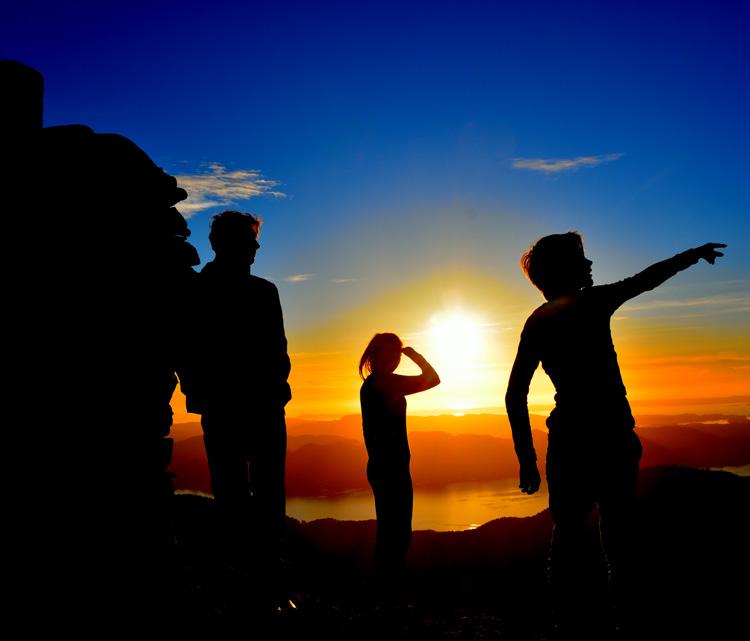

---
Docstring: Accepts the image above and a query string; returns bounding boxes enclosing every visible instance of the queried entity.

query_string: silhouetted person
[1,59,198,632]
[180,210,291,596]
[359,334,440,595]
[505,232,726,636]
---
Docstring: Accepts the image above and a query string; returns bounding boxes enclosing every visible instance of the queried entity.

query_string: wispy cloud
[286,273,314,283]
[512,153,624,173]
[174,163,286,217]
[331,278,357,284]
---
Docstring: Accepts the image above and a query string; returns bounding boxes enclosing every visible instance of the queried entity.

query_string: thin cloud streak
[512,153,624,173]
[331,278,357,284]
[175,163,286,217]
[286,274,314,283]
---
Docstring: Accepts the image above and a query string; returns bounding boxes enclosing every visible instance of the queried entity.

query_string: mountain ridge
[171,465,749,639]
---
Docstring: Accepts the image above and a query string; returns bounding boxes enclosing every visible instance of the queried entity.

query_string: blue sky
[3,0,748,337]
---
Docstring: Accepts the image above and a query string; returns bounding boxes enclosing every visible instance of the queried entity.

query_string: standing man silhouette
[505,232,725,636]
[181,210,291,599]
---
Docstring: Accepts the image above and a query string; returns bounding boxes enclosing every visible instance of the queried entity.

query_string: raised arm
[387,346,441,396]
[601,243,726,312]
[505,324,542,494]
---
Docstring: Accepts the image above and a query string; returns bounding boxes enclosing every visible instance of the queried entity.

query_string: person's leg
[203,414,250,502]
[392,468,413,573]
[547,444,596,634]
[597,430,642,633]
[370,467,413,601]
[202,413,253,555]
[371,477,391,575]
[247,410,287,557]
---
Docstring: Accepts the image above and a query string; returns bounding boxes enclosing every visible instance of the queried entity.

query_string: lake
[287,464,750,531]
[287,477,550,531]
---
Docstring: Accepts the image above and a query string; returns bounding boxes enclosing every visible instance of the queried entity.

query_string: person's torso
[194,263,284,393]
[528,288,633,427]
[360,374,410,470]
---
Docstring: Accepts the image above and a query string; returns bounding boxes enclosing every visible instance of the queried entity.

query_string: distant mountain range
[169,414,750,496]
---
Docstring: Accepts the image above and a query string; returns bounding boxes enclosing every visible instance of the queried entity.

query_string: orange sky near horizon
[171,268,749,422]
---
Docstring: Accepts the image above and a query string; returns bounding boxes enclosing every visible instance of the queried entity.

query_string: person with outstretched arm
[505,234,725,636]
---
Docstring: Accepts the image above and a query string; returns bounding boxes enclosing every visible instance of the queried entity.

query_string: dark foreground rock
[167,465,748,639]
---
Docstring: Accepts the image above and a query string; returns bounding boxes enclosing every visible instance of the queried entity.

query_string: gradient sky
[4,1,748,418]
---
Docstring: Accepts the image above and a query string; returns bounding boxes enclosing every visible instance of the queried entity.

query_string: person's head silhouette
[359,333,403,379]
[209,210,262,269]
[521,231,593,300]
[0,59,44,135]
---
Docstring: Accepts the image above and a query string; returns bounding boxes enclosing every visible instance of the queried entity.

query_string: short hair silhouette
[0,59,44,132]
[208,210,262,252]
[180,205,291,606]
[508,233,726,636]
[358,332,403,379]
[521,231,584,299]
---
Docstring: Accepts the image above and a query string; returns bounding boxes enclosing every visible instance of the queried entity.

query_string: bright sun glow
[428,310,485,366]
[425,309,489,412]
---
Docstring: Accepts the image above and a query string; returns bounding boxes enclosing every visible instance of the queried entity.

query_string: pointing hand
[694,243,727,265]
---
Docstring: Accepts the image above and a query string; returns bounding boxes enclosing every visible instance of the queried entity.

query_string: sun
[424,309,489,412]
[428,310,485,369]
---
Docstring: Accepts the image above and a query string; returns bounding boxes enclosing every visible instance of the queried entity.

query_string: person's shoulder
[528,302,549,318]
[249,275,280,293]
[524,295,580,330]
[362,372,387,389]
[249,274,275,285]
[582,284,610,296]
[360,375,377,401]
[579,284,617,306]
[369,372,403,394]
[525,301,553,325]
[197,262,223,289]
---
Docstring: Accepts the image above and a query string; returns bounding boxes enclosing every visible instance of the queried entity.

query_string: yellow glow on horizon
[168,269,749,422]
